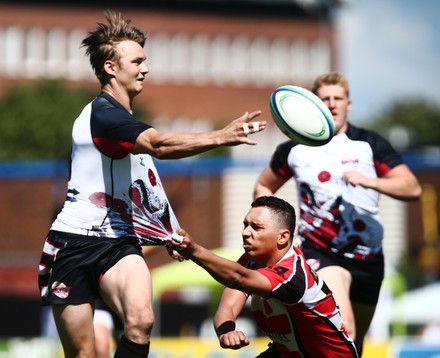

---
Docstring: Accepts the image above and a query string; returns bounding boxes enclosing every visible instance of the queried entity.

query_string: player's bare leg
[94,316,113,358]
[52,303,96,358]
[100,254,153,357]
[316,266,355,340]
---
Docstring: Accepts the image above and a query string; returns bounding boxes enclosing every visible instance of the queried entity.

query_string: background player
[253,72,421,355]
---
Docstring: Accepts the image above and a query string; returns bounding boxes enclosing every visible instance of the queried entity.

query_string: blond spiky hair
[81,10,146,84]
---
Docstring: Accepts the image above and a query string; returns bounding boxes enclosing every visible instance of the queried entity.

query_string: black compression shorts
[300,242,384,306]
[39,230,142,305]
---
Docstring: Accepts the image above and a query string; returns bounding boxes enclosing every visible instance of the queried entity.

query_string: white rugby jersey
[51,93,179,244]
[269,124,403,260]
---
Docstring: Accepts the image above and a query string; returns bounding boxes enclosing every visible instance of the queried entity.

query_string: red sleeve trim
[374,159,392,177]
[93,137,135,159]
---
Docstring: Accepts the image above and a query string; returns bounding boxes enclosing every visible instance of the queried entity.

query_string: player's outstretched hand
[219,331,250,350]
[221,110,266,146]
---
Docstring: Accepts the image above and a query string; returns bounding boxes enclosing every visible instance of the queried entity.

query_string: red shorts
[39,230,142,305]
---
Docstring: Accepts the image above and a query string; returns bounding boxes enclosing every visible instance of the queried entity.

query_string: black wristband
[215,320,236,337]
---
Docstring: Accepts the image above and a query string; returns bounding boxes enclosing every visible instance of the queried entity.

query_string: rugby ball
[270,85,335,146]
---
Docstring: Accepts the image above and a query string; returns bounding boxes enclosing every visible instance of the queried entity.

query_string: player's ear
[278,229,290,246]
[104,60,116,76]
[347,98,352,112]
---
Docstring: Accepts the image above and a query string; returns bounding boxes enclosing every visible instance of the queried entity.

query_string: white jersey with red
[51,92,179,245]
[238,246,357,357]
[269,124,404,260]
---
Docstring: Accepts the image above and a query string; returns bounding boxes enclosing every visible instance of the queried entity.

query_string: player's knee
[341,314,356,342]
[125,308,154,339]
[138,309,154,333]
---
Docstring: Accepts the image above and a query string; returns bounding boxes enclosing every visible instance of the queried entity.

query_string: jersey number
[269,265,289,276]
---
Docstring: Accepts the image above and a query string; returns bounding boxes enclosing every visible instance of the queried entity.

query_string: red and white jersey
[51,93,179,245]
[238,246,357,357]
[269,124,403,260]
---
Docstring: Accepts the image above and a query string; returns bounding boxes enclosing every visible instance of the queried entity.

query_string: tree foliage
[0,80,154,160]
[368,99,440,149]
[0,79,228,161]
[0,80,96,160]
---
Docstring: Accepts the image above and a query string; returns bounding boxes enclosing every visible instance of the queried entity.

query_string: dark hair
[81,10,146,85]
[251,196,296,238]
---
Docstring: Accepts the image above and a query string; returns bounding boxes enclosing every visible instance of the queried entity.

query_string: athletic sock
[114,334,150,358]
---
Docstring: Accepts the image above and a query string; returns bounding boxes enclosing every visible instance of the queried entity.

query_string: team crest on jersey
[51,281,71,299]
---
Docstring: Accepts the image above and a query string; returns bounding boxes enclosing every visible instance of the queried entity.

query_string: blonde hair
[81,11,146,85]
[311,72,350,97]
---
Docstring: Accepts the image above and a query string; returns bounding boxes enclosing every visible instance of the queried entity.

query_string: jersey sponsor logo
[341,157,359,170]
[51,281,71,299]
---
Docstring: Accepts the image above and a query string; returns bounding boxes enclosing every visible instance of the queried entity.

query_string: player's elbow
[397,183,422,201]
[409,183,422,200]
[148,147,174,160]
[133,144,169,159]
[134,128,176,159]
[225,272,247,291]
[253,183,272,200]
[221,268,255,292]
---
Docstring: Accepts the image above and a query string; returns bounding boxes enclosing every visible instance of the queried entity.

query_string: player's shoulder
[91,92,139,128]
[278,139,300,149]
[346,123,387,143]
[93,92,126,113]
[274,139,301,156]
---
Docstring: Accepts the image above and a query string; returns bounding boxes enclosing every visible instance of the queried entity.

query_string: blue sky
[336,0,440,124]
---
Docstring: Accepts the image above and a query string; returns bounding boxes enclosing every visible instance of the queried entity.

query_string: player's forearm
[343,165,421,201]
[135,110,264,159]
[364,175,421,201]
[189,245,249,290]
[137,130,223,159]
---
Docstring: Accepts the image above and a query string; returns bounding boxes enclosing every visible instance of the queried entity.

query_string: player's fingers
[168,249,181,260]
[242,122,250,135]
[242,121,259,134]
[246,110,262,120]
[242,121,266,136]
[171,232,184,243]
[226,331,248,347]
[238,110,260,122]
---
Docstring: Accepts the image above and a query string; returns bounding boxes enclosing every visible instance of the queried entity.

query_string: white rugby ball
[270,85,335,146]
